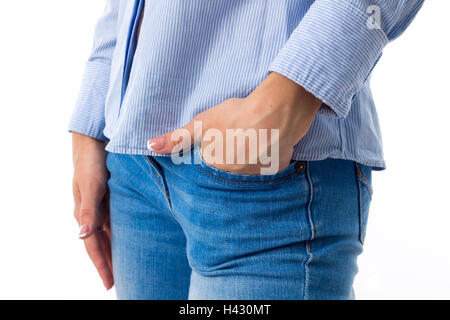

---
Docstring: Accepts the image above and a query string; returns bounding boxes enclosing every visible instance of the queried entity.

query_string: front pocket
[193,145,306,186]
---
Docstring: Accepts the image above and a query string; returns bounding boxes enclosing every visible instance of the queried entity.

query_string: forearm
[72,132,107,166]
[69,0,120,142]
[268,0,424,119]
[246,72,322,147]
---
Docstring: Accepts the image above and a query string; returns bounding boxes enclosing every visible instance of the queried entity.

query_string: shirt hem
[105,145,386,171]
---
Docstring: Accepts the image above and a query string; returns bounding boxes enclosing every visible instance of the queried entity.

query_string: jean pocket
[193,145,306,187]
[355,162,373,245]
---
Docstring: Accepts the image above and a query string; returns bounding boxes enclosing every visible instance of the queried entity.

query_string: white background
[0,1,448,300]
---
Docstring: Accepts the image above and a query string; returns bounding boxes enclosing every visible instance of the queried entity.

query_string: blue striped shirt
[69,0,424,170]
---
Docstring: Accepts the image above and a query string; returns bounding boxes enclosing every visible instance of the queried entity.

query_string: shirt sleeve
[268,0,425,119]
[69,0,120,141]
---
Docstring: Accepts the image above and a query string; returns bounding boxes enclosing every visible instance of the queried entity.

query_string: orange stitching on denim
[306,241,312,254]
[144,156,168,196]
[196,163,300,184]
[356,168,373,196]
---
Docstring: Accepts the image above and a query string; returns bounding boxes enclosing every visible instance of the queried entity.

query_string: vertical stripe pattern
[69,0,424,170]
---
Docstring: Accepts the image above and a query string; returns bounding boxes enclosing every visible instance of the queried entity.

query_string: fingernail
[147,137,166,151]
[78,224,89,238]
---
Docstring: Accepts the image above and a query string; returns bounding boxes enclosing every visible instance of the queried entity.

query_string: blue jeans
[106,147,372,300]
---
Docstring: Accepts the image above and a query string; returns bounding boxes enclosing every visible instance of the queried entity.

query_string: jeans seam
[355,166,373,196]
[355,163,365,245]
[195,163,300,185]
[143,156,167,195]
[303,163,315,300]
[143,156,178,222]
[304,241,313,300]
[355,162,373,196]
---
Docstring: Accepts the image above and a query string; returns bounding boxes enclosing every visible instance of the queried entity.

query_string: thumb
[147,120,198,154]
[78,199,100,239]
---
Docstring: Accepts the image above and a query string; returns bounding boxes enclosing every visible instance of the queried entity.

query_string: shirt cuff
[68,61,111,141]
[268,0,388,119]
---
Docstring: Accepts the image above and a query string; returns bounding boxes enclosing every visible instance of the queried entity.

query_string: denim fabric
[106,148,372,300]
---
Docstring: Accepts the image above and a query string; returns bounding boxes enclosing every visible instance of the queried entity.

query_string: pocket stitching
[356,167,373,196]
[195,163,300,185]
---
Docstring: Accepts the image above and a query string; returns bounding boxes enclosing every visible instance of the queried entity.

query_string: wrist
[72,132,107,164]
[246,72,322,146]
[251,72,322,116]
